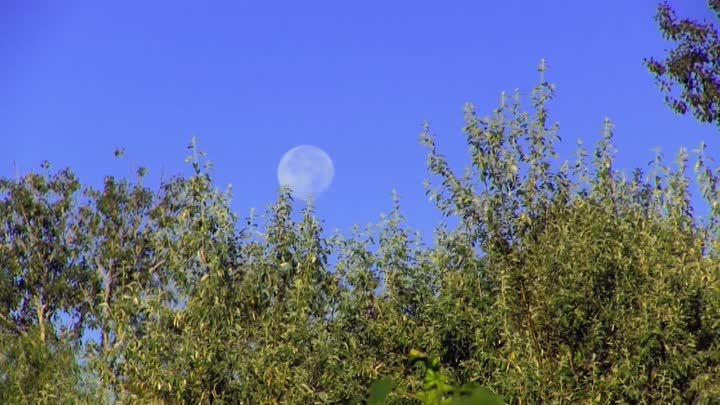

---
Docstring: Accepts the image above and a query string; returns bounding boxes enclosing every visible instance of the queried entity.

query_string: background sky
[3,1,720,241]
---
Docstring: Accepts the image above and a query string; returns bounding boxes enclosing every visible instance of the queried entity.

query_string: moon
[277,145,334,202]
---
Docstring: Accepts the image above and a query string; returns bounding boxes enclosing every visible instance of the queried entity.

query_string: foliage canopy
[4,13,720,401]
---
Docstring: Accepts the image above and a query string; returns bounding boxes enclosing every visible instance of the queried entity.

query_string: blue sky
[3,1,719,240]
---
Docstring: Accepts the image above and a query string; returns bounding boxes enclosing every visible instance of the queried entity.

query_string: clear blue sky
[3,1,719,240]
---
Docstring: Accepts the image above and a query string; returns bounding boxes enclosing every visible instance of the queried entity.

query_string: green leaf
[452,386,505,405]
[366,377,396,405]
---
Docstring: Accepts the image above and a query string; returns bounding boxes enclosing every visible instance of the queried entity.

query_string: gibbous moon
[277,145,334,202]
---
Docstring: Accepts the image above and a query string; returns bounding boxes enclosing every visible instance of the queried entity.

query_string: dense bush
[2,64,720,404]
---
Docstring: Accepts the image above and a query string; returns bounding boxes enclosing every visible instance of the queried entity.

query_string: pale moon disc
[277,145,334,202]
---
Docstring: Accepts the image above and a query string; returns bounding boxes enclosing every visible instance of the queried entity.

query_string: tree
[3,65,720,403]
[646,1,720,125]
[420,61,720,402]
[0,165,101,404]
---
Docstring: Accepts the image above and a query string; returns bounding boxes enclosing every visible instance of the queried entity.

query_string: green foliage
[419,61,720,403]
[0,329,99,405]
[646,1,720,125]
[2,65,720,404]
[354,350,505,405]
